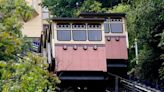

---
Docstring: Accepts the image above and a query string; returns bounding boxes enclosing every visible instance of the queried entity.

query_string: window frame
[72,23,86,29]
[57,30,71,41]
[88,30,102,41]
[104,22,110,33]
[57,23,71,29]
[72,30,87,41]
[87,23,101,29]
[56,23,103,42]
[104,19,110,33]
[110,22,123,33]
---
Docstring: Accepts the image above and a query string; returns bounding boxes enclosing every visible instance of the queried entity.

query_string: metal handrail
[107,73,161,92]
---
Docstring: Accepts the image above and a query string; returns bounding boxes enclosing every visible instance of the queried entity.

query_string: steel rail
[107,72,161,92]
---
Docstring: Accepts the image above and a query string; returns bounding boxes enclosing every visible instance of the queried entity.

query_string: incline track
[57,73,161,92]
[106,73,161,92]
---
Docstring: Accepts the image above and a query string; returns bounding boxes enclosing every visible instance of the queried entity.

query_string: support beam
[135,38,138,64]
[115,77,119,92]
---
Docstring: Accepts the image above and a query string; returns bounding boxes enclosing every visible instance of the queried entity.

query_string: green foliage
[159,31,164,82]
[0,0,34,61]
[98,0,128,8]
[0,0,34,23]
[76,0,106,16]
[42,0,82,17]
[0,53,60,92]
[15,0,34,22]
[0,0,60,91]
[159,63,164,80]
[109,4,130,13]
[111,0,164,83]
[158,32,164,50]
[130,0,163,82]
[0,31,22,60]
[42,0,124,17]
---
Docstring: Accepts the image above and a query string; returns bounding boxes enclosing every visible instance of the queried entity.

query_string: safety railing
[107,73,161,92]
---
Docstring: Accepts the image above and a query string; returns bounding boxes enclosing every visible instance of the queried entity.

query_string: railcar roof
[51,18,105,22]
[79,12,126,18]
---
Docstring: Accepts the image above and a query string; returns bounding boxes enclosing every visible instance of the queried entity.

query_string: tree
[129,0,164,83]
[133,0,163,84]
[97,0,128,8]
[0,0,60,91]
[42,0,124,17]
[0,0,33,61]
[42,0,83,17]
[0,53,60,92]
[76,0,106,16]
[159,31,164,83]
[111,0,164,85]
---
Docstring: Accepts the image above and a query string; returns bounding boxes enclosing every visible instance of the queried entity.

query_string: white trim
[105,18,126,36]
[47,43,52,64]
[53,22,105,44]
[126,31,129,48]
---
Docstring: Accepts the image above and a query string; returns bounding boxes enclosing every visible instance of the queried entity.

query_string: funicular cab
[40,13,128,90]
[79,13,128,77]
[50,18,107,81]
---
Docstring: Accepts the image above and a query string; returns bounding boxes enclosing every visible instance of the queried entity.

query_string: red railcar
[79,13,128,76]
[40,13,128,82]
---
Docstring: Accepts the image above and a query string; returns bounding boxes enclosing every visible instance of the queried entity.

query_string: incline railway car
[79,13,128,76]
[40,13,128,88]
[49,18,106,80]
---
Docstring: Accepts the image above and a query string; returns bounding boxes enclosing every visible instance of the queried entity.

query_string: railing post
[135,38,139,64]
[132,82,135,92]
[115,77,119,92]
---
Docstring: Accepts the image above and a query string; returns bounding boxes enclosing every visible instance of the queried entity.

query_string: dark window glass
[57,30,71,41]
[110,18,122,22]
[57,23,71,28]
[73,30,86,41]
[72,23,86,29]
[88,30,102,41]
[110,23,123,33]
[88,23,101,29]
[104,23,110,33]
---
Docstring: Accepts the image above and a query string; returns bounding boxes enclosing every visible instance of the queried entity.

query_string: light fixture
[73,45,78,50]
[107,37,111,41]
[63,45,67,50]
[115,37,120,41]
[93,45,98,50]
[83,45,87,50]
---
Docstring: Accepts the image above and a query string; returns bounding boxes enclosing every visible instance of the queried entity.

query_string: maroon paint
[55,44,107,72]
[105,36,128,60]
